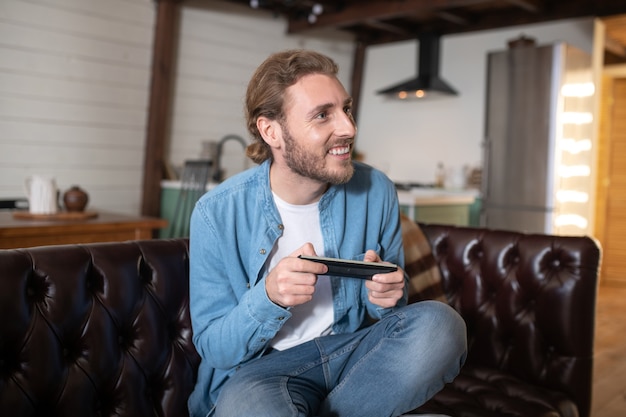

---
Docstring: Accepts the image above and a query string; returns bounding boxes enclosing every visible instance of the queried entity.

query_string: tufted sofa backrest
[0,239,200,417]
[420,224,601,417]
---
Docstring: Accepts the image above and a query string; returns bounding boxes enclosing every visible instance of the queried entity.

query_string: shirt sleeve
[189,201,289,370]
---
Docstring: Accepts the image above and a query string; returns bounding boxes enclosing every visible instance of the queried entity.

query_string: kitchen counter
[0,211,167,249]
[397,188,478,206]
[397,188,479,225]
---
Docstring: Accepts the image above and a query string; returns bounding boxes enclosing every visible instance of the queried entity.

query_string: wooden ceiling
[220,0,626,61]
[603,14,626,63]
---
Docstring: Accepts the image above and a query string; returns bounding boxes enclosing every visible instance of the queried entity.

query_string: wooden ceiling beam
[605,35,626,57]
[360,19,414,36]
[436,11,469,26]
[283,0,626,41]
[287,0,491,33]
[503,0,541,14]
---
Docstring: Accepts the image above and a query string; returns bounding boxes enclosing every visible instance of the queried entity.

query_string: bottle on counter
[435,162,446,188]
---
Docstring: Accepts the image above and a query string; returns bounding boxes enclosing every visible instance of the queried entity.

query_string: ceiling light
[312,3,323,15]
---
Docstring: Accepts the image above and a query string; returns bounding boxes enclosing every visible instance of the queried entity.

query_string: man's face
[279,73,357,185]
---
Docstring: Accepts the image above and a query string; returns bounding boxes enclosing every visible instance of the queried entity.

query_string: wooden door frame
[595,64,626,283]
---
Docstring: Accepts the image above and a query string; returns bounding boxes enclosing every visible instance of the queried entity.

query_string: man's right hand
[265,243,328,308]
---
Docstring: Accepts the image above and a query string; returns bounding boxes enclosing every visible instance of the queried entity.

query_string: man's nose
[335,111,356,137]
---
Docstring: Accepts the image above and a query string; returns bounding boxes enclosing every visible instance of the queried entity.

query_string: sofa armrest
[419,224,601,417]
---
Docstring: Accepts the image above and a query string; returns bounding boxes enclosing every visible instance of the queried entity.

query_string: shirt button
[277,316,285,321]
[246,283,250,289]
[278,224,284,230]
[259,248,266,255]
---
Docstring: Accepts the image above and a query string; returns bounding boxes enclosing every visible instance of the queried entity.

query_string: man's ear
[256,117,282,149]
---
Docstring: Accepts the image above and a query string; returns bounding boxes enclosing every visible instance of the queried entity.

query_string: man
[188,49,466,417]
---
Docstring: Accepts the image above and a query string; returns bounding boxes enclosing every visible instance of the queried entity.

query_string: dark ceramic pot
[63,186,89,212]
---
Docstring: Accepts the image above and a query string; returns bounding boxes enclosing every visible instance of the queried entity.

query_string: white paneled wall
[0,0,156,214]
[0,0,354,215]
[168,0,354,179]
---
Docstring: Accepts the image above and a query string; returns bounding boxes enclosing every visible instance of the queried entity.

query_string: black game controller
[298,255,398,279]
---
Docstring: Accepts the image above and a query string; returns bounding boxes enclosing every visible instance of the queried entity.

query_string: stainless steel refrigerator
[480,42,595,235]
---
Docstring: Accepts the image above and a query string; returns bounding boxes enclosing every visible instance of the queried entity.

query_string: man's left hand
[362,250,405,308]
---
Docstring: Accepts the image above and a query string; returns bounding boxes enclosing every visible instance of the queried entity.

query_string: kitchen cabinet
[398,189,478,226]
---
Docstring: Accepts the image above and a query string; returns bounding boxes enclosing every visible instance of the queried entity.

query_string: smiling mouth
[328,145,351,156]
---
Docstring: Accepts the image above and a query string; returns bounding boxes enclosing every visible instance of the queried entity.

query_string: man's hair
[245,49,339,164]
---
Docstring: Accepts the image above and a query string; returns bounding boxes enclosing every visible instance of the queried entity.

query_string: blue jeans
[214,301,467,417]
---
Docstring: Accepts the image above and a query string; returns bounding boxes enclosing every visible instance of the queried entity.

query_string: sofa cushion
[413,366,577,417]
[400,214,446,304]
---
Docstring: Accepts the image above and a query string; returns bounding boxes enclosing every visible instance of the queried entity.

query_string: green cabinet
[160,182,185,238]
[398,190,480,227]
[401,204,470,226]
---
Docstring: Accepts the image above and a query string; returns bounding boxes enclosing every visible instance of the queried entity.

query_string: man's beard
[282,126,355,185]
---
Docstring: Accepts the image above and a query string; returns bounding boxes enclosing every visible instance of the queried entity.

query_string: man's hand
[363,250,405,308]
[265,243,328,308]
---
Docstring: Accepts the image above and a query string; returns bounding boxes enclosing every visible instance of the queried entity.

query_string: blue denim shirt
[187,160,406,417]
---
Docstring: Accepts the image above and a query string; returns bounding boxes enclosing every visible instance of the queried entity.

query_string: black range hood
[377,32,458,100]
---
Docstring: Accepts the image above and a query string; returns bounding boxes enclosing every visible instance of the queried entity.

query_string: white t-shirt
[267,192,334,351]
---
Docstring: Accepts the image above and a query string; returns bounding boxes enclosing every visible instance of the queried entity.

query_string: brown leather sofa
[0,224,601,417]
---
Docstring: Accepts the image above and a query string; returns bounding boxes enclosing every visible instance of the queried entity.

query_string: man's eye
[344,106,352,114]
[316,112,327,119]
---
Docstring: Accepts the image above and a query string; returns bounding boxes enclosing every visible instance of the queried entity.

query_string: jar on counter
[63,186,89,212]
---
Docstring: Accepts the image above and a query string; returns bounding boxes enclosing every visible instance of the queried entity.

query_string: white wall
[0,0,156,214]
[357,18,594,184]
[0,0,595,215]
[168,0,354,180]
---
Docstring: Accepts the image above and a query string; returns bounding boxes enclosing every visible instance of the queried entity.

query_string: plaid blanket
[400,213,447,304]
